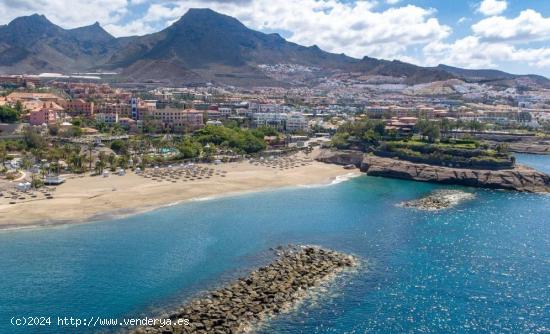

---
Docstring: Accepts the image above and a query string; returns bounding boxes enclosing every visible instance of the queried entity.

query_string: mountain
[436,64,550,88]
[0,14,115,74]
[0,9,548,88]
[105,9,455,86]
[68,22,115,44]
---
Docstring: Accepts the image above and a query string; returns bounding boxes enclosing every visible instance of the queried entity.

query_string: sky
[0,0,549,77]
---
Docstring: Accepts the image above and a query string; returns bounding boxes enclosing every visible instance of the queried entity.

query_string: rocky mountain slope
[0,9,548,88]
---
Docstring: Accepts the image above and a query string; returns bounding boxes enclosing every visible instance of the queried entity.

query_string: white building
[251,113,287,131]
[218,107,232,118]
[286,113,308,132]
[259,104,282,113]
[95,112,118,124]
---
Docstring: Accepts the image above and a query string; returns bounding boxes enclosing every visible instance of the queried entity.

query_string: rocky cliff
[360,155,550,193]
[315,149,364,166]
[315,150,550,192]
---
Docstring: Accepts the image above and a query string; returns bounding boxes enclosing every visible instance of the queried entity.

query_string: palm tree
[440,118,452,140]
[69,153,84,173]
[94,160,106,175]
[0,143,7,168]
[108,153,117,171]
[87,145,93,171]
[118,155,129,170]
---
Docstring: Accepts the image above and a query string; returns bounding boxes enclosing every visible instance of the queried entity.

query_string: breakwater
[132,246,357,334]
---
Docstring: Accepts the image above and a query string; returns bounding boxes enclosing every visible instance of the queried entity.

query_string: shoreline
[0,153,361,231]
[316,149,550,193]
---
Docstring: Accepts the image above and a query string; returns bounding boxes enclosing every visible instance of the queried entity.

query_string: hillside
[0,9,548,88]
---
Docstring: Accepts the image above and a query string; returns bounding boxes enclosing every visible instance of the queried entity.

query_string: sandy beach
[0,152,358,229]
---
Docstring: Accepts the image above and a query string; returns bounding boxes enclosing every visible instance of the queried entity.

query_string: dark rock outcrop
[315,149,364,167]
[398,190,475,211]
[132,246,357,334]
[361,155,550,192]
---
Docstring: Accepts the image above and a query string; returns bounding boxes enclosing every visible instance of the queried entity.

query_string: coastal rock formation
[398,190,475,211]
[361,155,550,193]
[132,246,357,334]
[315,149,364,167]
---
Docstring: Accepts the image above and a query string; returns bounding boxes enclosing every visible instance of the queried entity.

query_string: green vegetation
[376,139,513,169]
[331,117,513,170]
[176,138,202,159]
[110,140,129,155]
[193,125,267,154]
[331,119,387,149]
[0,124,277,178]
[0,105,20,123]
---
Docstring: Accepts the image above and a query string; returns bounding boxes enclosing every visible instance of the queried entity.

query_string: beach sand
[0,152,358,229]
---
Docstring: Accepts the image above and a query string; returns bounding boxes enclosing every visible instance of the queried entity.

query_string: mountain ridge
[0,9,548,88]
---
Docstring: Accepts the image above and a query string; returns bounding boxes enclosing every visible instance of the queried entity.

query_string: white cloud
[477,0,507,16]
[472,9,550,43]
[386,0,401,4]
[0,0,127,28]
[423,36,550,69]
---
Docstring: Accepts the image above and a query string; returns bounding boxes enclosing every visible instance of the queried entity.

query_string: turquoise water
[0,154,549,334]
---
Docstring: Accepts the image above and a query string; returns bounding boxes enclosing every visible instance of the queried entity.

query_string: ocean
[0,154,548,333]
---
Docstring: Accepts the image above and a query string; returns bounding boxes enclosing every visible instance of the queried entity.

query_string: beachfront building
[149,109,204,133]
[252,113,287,131]
[286,113,308,132]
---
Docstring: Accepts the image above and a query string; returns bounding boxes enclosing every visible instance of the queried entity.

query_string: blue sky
[0,0,549,77]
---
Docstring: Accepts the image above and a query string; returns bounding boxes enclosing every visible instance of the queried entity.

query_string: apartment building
[149,109,204,133]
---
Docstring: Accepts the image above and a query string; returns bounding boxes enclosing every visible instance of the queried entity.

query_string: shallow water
[0,154,548,333]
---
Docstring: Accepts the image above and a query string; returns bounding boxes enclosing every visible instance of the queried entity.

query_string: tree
[63,126,82,138]
[15,101,23,114]
[177,138,202,159]
[110,140,128,155]
[94,160,106,175]
[424,123,441,143]
[468,120,485,133]
[0,142,7,167]
[48,124,60,136]
[118,155,129,169]
[68,152,85,173]
[331,132,350,149]
[23,128,46,149]
[415,119,430,141]
[373,121,386,137]
[108,153,117,171]
[0,105,20,123]
[440,118,453,139]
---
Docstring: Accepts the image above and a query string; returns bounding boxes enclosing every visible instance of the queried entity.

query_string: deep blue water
[0,154,549,334]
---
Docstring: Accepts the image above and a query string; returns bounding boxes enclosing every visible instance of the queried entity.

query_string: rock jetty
[361,155,550,192]
[132,246,357,334]
[399,189,475,211]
